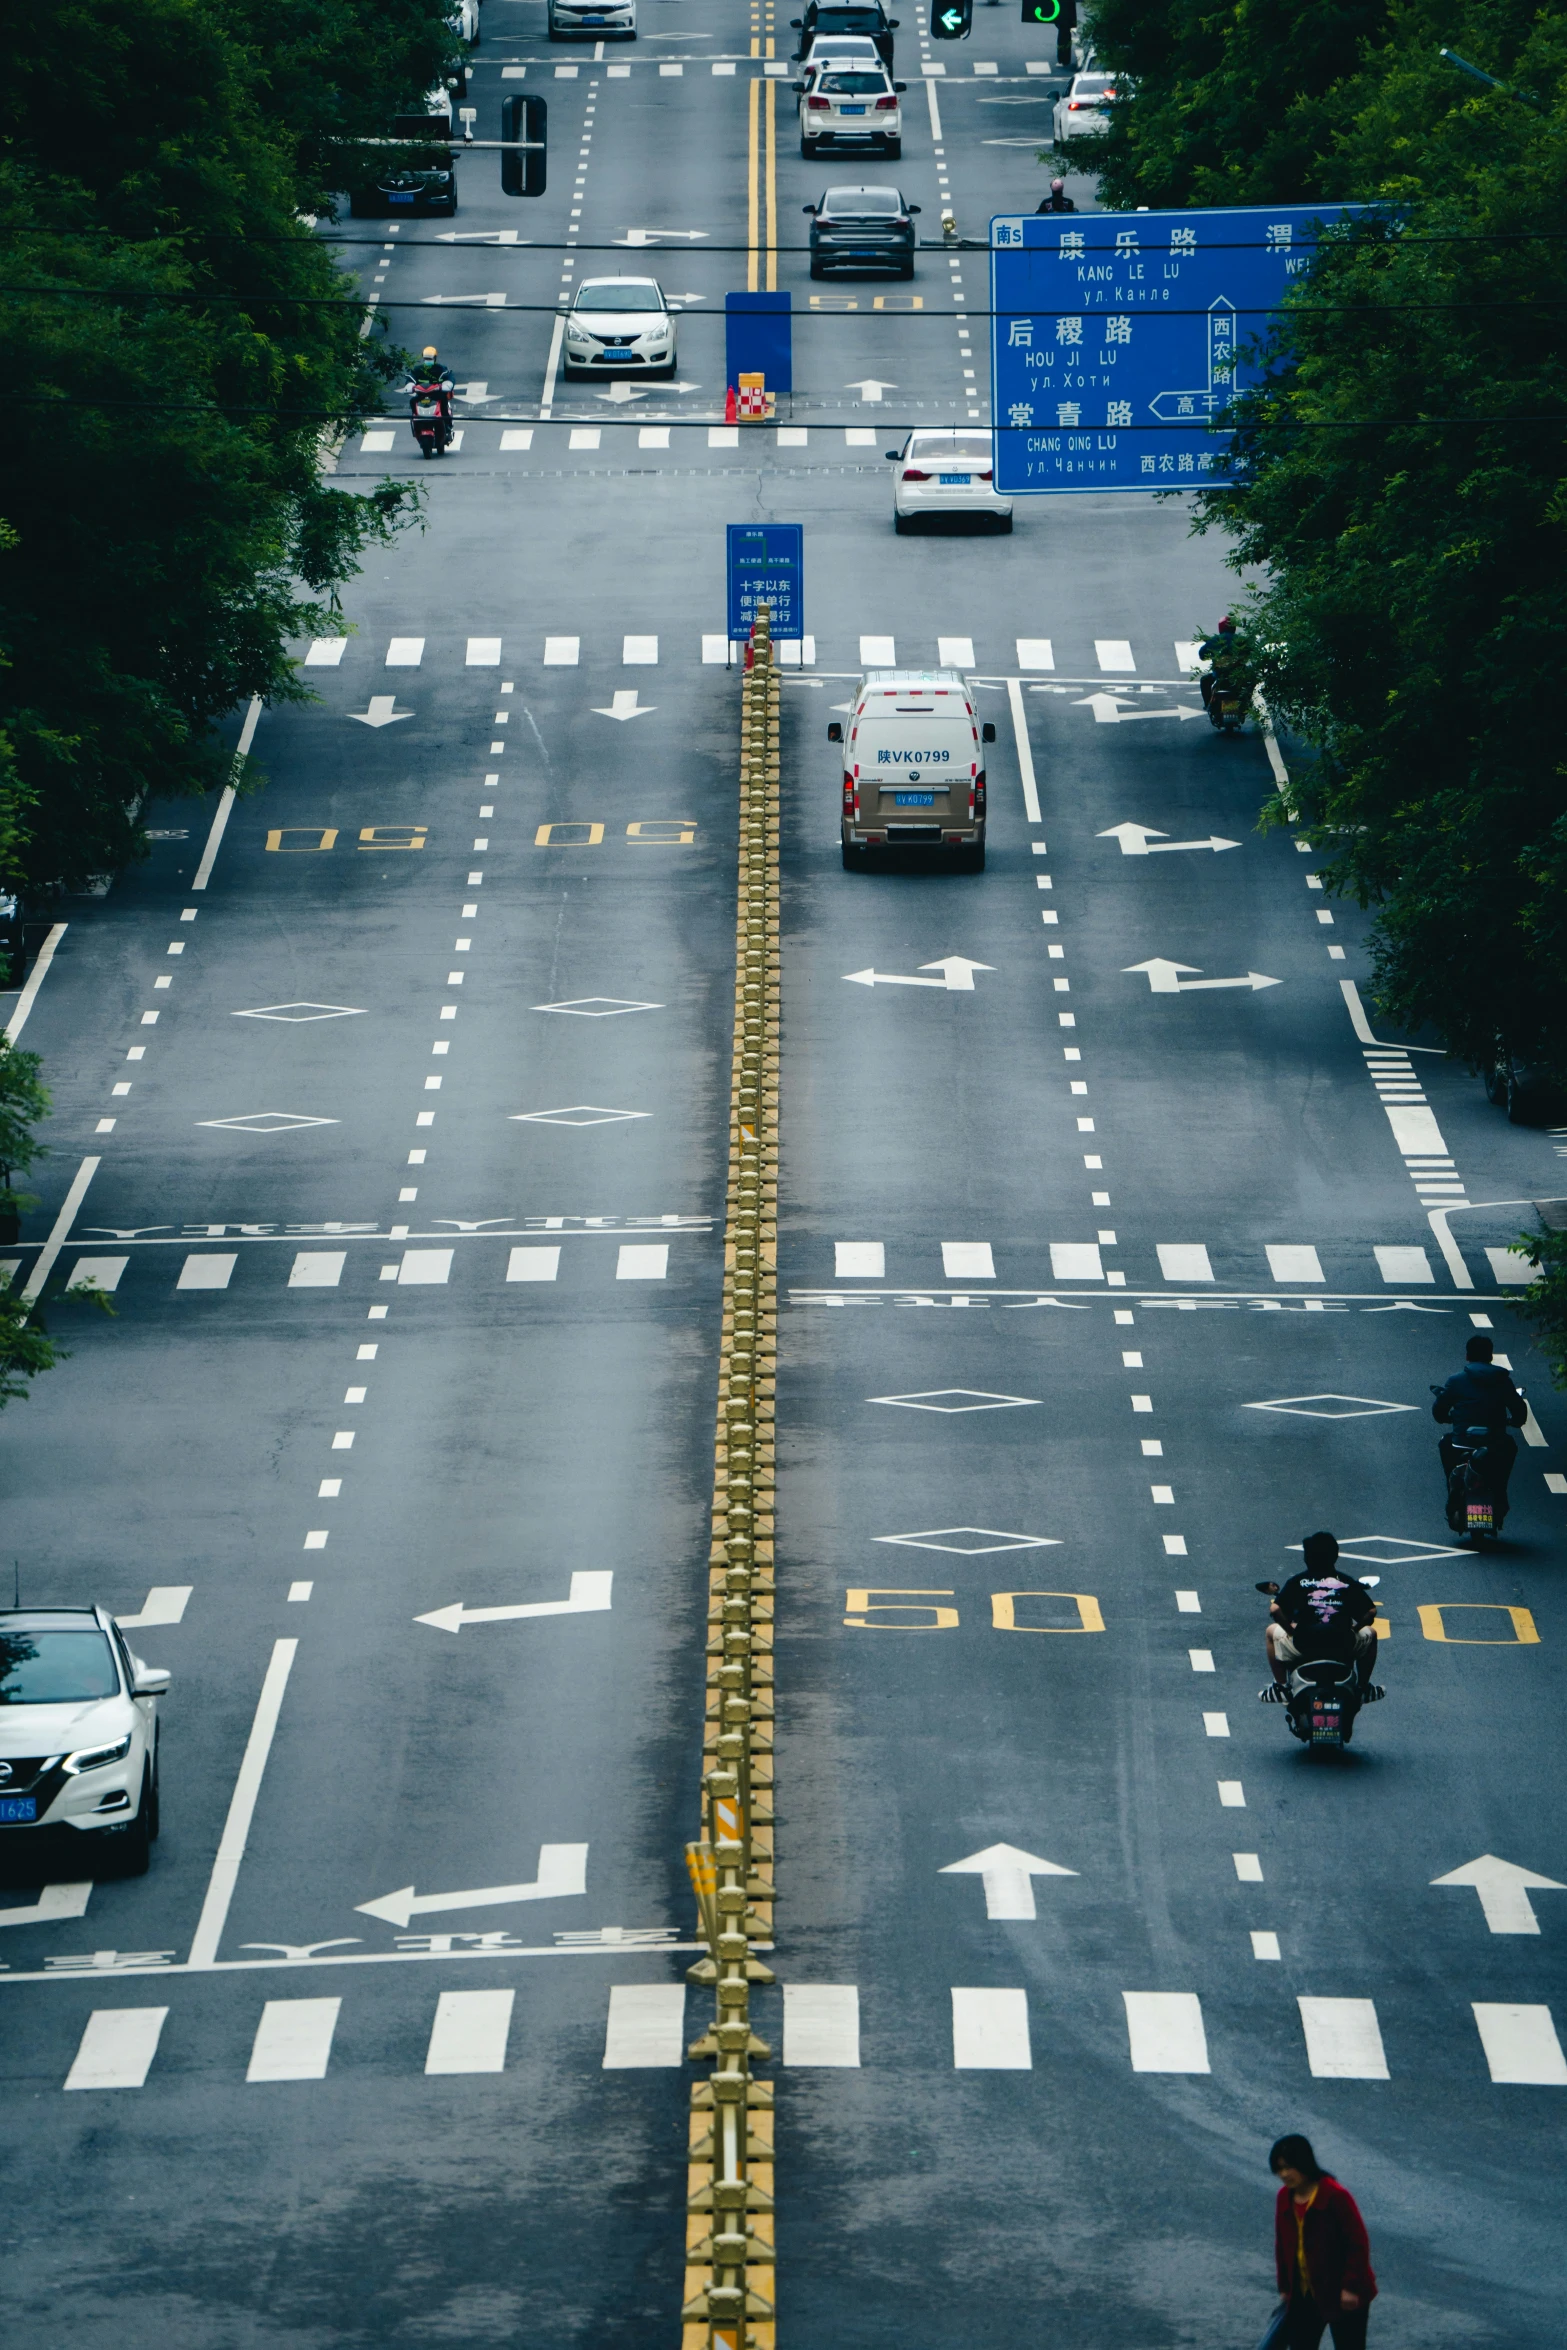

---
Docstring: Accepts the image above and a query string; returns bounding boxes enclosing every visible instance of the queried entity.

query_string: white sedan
[888,429,1012,533]
[1052,71,1119,141]
[562,277,676,377]
[799,64,904,157]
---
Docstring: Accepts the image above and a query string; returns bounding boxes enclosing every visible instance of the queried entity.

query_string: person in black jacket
[1432,1333,1527,1525]
[1263,1533,1380,1700]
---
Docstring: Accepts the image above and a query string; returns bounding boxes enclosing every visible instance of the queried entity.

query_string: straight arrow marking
[940,1842,1078,1920]
[355,1843,589,1930]
[349,697,413,729]
[593,690,656,721]
[1124,958,1281,996]
[843,956,994,993]
[1432,1853,1567,1934]
[416,1571,613,1634]
[1098,822,1242,857]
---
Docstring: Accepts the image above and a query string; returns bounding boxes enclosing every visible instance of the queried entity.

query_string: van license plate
[0,1797,38,1823]
[894,792,934,806]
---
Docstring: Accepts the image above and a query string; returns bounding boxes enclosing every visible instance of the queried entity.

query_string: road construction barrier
[680,611,780,2350]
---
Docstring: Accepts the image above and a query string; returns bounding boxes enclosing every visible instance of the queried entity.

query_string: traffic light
[931,0,972,38]
[1022,0,1075,19]
[501,94,547,196]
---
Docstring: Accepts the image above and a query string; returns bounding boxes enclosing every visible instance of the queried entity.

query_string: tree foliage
[0,1037,70,1407]
[1081,1,1567,1082]
[0,0,460,895]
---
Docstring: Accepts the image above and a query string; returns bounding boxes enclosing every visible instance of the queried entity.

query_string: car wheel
[884,138,901,158]
[349,190,377,218]
[104,1775,153,1877]
[148,1753,161,1841]
[809,259,824,279]
[800,138,812,157]
[841,841,866,870]
[900,259,915,279]
[894,512,913,534]
[994,513,1014,534]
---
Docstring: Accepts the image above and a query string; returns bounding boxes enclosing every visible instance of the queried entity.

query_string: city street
[1,3,1563,2345]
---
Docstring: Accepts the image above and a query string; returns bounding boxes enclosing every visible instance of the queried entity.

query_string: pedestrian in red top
[1268,2134,1378,2349]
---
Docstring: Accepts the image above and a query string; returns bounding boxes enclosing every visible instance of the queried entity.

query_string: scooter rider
[410,345,455,420]
[1197,613,1248,712]
[1036,179,1077,214]
[1432,1332,1526,1525]
[1262,1532,1382,1703]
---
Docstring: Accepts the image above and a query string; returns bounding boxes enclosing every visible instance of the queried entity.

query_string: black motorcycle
[1256,1579,1384,1753]
[1434,1400,1509,1544]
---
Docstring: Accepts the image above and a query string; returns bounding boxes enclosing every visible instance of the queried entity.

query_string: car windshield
[1075,77,1113,94]
[909,436,990,458]
[0,1630,119,1705]
[823,190,902,216]
[814,9,884,28]
[575,284,664,312]
[821,72,889,91]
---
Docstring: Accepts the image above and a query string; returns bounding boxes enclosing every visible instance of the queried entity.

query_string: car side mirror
[981,722,997,743]
[906,204,920,213]
[790,15,801,22]
[792,81,805,91]
[894,79,906,90]
[133,1665,171,1696]
[803,203,817,214]
[827,722,843,743]
[1254,1582,1280,1596]
[884,449,900,459]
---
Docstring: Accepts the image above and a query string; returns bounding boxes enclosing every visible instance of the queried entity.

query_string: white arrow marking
[1431,1854,1567,1935]
[613,228,710,244]
[434,230,526,244]
[1098,822,1242,857]
[421,291,510,308]
[348,696,413,729]
[416,1570,613,1634]
[939,1842,1078,1920]
[0,1881,91,1931]
[597,380,652,404]
[355,1843,589,1931]
[118,1585,192,1629]
[1074,692,1208,726]
[842,956,994,993]
[844,378,897,401]
[1124,958,1281,996]
[593,690,656,722]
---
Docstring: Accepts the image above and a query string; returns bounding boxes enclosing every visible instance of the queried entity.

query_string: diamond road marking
[232,1003,367,1023]
[196,1111,340,1133]
[531,998,663,1017]
[1287,1531,1467,1566]
[509,1105,651,1126]
[868,1389,1041,1414]
[875,1527,1062,1554]
[1244,1394,1419,1420]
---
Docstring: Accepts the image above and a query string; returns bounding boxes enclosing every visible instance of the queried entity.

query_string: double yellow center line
[747,71,778,293]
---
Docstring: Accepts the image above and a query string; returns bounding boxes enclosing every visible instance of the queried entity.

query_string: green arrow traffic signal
[931,0,972,37]
[1023,0,1062,18]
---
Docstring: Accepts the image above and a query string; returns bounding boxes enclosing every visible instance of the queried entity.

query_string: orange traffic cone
[724,384,737,424]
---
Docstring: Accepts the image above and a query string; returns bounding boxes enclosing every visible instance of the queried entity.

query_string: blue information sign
[727,522,804,642]
[988,203,1360,494]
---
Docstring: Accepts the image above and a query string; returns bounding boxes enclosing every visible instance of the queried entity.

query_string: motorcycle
[1255,1578,1384,1753]
[1204,677,1249,734]
[409,382,454,459]
[1433,1395,1510,1543]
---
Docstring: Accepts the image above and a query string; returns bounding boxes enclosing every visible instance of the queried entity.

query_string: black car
[350,111,458,219]
[1484,1041,1563,1126]
[792,2,898,71]
[805,184,919,277]
[0,889,23,988]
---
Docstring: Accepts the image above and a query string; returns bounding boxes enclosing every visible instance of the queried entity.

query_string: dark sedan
[805,185,919,278]
[350,112,458,218]
[792,1,898,71]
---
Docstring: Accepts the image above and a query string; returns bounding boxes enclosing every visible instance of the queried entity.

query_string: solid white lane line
[247,1997,341,2081]
[1005,677,1041,823]
[1299,1997,1389,2079]
[1123,1991,1209,2074]
[64,2008,169,2091]
[192,695,261,890]
[951,1987,1030,2070]
[4,922,68,1043]
[784,1984,860,2066]
[20,1155,100,1304]
[426,1987,515,2074]
[188,1639,299,1968]
[540,310,567,417]
[603,1983,686,2066]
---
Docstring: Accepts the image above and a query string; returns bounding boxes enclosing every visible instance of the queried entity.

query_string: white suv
[798,64,904,158]
[549,0,636,35]
[0,1606,168,1874]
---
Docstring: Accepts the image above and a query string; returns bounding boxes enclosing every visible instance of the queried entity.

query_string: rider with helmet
[1262,1532,1382,1703]
[1432,1332,1527,1528]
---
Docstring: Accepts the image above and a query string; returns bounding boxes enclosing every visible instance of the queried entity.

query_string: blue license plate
[894,792,935,806]
[840,104,866,114]
[938,473,972,485]
[0,1796,38,1823]
[390,194,415,205]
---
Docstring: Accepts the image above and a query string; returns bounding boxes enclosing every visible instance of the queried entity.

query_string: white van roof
[859,669,971,697]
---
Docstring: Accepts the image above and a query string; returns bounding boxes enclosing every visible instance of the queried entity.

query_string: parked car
[790,2,898,72]
[798,65,905,159]
[833,668,994,870]
[804,185,919,278]
[1484,1042,1564,1126]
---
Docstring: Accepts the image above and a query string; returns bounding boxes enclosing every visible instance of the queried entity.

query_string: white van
[830,669,995,869]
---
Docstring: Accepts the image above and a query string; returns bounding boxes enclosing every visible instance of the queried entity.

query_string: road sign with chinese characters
[727,522,804,641]
[988,203,1361,494]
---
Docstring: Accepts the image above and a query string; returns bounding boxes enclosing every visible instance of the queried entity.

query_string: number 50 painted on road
[844,1589,1105,1632]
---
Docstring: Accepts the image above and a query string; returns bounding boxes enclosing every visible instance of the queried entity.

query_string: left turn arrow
[415,1570,613,1634]
[355,1843,590,1929]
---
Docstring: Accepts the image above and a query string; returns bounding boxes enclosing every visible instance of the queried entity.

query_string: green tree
[0,0,459,896]
[0,1038,73,1407]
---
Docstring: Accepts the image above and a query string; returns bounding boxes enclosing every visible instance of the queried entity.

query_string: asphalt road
[2,3,1564,2345]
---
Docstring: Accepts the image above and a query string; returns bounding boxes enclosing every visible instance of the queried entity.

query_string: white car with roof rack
[830,670,995,870]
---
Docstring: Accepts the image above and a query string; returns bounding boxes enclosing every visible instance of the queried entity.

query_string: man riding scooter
[408,345,455,456]
[1261,1532,1384,1705]
[1432,1331,1527,1534]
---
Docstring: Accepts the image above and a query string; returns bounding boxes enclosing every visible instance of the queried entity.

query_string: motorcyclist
[1261,1532,1383,1703]
[1197,613,1249,713]
[1036,179,1077,214]
[1432,1332,1526,1528]
[410,346,455,422]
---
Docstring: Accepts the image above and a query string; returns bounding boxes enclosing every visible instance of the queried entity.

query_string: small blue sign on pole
[988,203,1361,494]
[727,523,803,644]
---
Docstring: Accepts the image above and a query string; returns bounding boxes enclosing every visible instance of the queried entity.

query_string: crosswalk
[64,1239,687,1298]
[828,1238,1459,1289]
[306,627,1203,677]
[51,1981,1567,2089]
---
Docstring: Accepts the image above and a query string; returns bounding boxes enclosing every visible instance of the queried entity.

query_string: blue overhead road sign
[988,202,1362,494]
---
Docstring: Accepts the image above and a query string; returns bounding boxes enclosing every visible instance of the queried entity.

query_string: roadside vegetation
[0,0,460,899]
[1080,0,1567,1362]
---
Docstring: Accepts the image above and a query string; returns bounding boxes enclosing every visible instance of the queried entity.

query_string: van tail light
[875,94,898,108]
[843,773,858,821]
[971,775,986,821]
[901,466,931,481]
